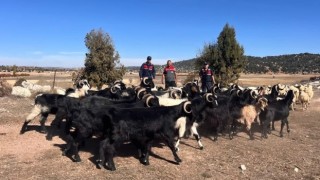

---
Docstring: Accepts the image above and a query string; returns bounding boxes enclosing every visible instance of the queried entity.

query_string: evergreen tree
[197,24,246,86]
[79,29,125,89]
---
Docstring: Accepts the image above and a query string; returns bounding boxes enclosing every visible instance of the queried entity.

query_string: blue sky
[0,0,319,67]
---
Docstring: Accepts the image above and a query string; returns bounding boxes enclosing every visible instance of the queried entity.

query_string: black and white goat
[20,79,90,134]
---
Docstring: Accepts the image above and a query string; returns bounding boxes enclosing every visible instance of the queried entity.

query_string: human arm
[152,66,156,79]
[139,64,143,80]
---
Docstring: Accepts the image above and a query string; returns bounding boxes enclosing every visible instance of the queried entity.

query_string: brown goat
[237,97,268,140]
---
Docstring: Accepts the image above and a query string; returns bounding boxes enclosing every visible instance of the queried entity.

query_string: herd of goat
[19,78,315,171]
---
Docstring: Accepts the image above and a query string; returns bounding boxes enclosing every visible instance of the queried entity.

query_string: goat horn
[137,88,146,99]
[205,93,213,102]
[236,90,241,96]
[143,77,150,85]
[183,101,192,114]
[145,95,154,107]
[250,90,255,98]
[212,86,217,93]
[110,86,117,94]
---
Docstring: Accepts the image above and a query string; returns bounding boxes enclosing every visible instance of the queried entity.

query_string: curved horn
[183,101,192,114]
[212,86,218,93]
[205,93,213,102]
[110,86,117,94]
[236,90,241,97]
[114,80,121,85]
[145,95,155,107]
[143,77,150,85]
[250,90,255,98]
[137,88,146,99]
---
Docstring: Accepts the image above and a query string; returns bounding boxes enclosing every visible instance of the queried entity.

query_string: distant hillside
[145,53,320,74]
[245,53,320,73]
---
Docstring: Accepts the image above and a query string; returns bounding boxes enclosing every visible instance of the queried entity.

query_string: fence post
[52,70,57,91]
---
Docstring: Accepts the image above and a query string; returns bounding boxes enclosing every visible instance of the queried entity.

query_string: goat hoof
[46,135,53,141]
[141,160,150,166]
[175,158,182,163]
[175,147,180,152]
[287,129,291,133]
[74,156,81,162]
[106,165,116,171]
[199,146,204,150]
[62,150,68,156]
[280,134,284,138]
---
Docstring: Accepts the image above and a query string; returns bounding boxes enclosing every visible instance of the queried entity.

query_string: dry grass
[0,73,320,179]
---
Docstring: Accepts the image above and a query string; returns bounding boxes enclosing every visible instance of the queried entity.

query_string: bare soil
[0,74,320,180]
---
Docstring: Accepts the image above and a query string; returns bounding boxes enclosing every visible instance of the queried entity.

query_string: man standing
[199,62,215,93]
[161,60,177,89]
[139,56,155,88]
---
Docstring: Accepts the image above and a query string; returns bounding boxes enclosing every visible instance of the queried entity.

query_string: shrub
[14,78,27,87]
[0,79,12,97]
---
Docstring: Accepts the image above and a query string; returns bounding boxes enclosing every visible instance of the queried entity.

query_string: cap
[147,56,152,61]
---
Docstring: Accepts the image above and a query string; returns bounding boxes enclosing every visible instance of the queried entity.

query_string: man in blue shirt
[139,56,155,88]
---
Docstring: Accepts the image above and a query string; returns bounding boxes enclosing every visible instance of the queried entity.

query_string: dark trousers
[165,81,177,89]
[201,82,213,93]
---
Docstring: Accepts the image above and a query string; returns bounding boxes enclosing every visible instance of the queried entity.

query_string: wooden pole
[52,70,57,91]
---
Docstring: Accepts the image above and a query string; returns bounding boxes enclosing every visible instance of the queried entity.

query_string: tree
[12,65,17,76]
[196,24,246,86]
[78,29,125,89]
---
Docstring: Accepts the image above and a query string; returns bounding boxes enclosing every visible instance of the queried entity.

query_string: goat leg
[190,122,203,149]
[280,120,285,137]
[20,120,31,134]
[163,134,182,164]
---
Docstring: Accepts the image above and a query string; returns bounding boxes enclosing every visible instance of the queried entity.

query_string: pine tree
[79,29,125,89]
[197,24,246,86]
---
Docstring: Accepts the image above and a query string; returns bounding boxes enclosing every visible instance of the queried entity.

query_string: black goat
[64,101,192,171]
[45,94,159,140]
[259,90,294,138]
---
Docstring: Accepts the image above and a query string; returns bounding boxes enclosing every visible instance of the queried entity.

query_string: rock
[294,167,299,172]
[11,86,31,98]
[240,164,246,171]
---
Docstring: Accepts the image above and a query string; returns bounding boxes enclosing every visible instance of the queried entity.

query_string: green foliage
[12,65,17,76]
[79,29,125,89]
[14,78,27,87]
[196,24,246,86]
[245,53,320,74]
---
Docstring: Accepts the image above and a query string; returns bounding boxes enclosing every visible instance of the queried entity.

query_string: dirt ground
[1,74,320,179]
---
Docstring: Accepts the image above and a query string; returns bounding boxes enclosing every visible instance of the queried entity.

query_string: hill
[146,53,320,74]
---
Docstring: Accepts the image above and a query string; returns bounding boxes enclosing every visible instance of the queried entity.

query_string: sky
[0,0,319,67]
